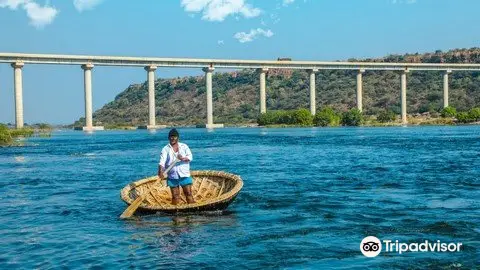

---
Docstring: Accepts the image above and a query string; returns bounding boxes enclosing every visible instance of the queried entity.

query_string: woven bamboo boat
[120,170,243,214]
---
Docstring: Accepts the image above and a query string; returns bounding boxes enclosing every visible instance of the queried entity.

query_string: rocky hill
[75,48,480,126]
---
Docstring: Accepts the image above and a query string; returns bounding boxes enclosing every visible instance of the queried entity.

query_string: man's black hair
[168,128,179,138]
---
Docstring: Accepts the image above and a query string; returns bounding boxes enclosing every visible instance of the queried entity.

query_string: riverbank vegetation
[0,123,52,146]
[103,124,137,130]
[0,124,33,146]
[256,106,480,127]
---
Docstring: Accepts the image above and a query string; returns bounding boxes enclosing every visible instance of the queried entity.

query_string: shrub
[469,107,480,121]
[0,124,12,145]
[9,128,34,138]
[258,111,284,125]
[456,112,472,123]
[377,110,396,123]
[291,109,313,126]
[441,106,457,118]
[341,108,364,126]
[258,109,313,126]
[278,110,293,125]
[314,107,341,127]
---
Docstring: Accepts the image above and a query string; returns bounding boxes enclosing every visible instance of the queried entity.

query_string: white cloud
[0,0,58,28]
[181,0,261,22]
[283,0,294,6]
[73,0,103,12]
[23,1,58,28]
[0,0,104,28]
[234,28,273,43]
[217,40,224,45]
[0,0,28,9]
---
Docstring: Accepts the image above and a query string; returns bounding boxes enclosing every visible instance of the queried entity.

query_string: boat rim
[120,170,243,211]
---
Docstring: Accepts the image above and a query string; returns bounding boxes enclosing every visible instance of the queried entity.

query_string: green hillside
[75,48,480,126]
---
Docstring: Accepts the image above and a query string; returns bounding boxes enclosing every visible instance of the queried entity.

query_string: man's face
[169,135,178,145]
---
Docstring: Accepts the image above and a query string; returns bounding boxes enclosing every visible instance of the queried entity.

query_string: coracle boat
[120,170,243,214]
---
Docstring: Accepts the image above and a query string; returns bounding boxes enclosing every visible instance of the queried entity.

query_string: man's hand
[158,170,168,186]
[177,154,189,162]
[158,166,165,180]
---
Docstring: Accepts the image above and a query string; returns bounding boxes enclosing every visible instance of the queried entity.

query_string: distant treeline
[75,48,480,127]
[257,106,480,127]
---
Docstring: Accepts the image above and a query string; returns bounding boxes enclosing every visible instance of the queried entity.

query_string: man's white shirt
[158,142,193,179]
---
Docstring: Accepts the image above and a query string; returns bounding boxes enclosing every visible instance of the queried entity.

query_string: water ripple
[0,127,479,268]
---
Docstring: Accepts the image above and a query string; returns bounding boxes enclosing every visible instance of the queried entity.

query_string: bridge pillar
[443,70,452,108]
[308,69,318,115]
[257,68,268,114]
[12,62,24,129]
[401,69,409,125]
[200,67,223,129]
[81,64,103,132]
[356,69,365,112]
[138,65,166,130]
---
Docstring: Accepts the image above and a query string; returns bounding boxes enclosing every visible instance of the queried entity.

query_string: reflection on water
[126,211,239,230]
[14,156,25,162]
[124,212,240,266]
[0,127,479,268]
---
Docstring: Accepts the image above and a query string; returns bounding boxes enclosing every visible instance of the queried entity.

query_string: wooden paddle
[120,158,179,219]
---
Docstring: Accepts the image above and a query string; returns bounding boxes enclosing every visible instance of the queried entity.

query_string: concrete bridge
[2,52,480,130]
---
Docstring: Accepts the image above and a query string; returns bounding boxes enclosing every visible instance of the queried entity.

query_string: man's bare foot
[186,195,196,204]
[171,197,180,205]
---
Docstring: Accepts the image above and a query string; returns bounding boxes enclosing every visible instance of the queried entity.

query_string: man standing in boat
[158,128,195,205]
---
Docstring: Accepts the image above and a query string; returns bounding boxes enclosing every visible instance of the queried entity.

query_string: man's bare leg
[170,187,180,205]
[182,184,196,204]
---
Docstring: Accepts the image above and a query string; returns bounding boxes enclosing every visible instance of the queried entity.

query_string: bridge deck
[1,52,480,71]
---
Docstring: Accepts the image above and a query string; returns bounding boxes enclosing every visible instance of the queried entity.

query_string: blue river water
[0,126,479,269]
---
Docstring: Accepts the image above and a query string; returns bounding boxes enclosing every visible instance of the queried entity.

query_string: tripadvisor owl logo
[360,236,382,257]
[360,236,463,257]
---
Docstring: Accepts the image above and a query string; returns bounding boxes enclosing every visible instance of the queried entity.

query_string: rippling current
[0,126,479,269]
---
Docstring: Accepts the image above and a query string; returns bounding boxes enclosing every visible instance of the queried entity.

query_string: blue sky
[0,0,479,124]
